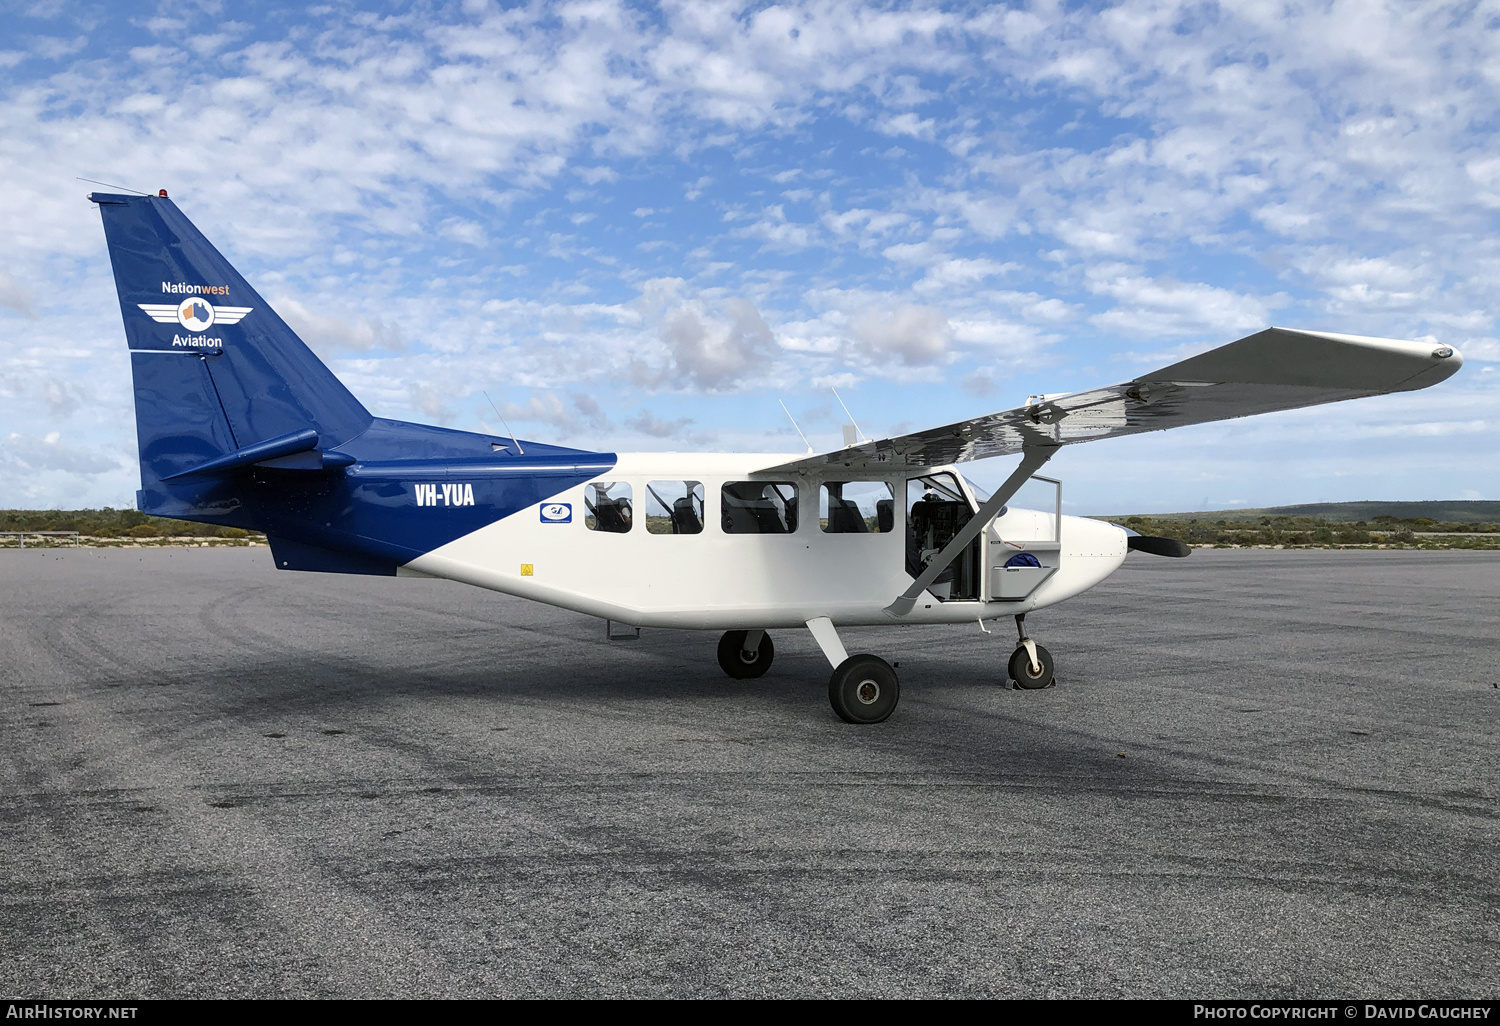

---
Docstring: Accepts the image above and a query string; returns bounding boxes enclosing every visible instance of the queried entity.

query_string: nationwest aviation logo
[138,290,251,349]
[139,297,252,331]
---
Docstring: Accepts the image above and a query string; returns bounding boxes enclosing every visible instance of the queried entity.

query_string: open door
[905,472,982,601]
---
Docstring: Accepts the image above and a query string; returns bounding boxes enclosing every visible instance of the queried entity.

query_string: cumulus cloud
[961,369,995,397]
[733,205,819,252]
[2,1,1498,508]
[438,218,488,247]
[501,393,574,429]
[0,273,37,318]
[499,391,612,433]
[569,392,610,429]
[276,298,407,355]
[1087,271,1284,338]
[635,280,778,390]
[1,431,118,476]
[625,410,695,438]
[1458,339,1500,363]
[408,382,456,425]
[848,304,950,365]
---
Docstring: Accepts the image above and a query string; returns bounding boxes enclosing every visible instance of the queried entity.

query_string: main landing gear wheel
[828,655,900,724]
[717,630,774,679]
[1008,643,1055,689]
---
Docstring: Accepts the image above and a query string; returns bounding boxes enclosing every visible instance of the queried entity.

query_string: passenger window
[645,481,705,535]
[820,481,896,533]
[584,481,633,533]
[721,481,798,534]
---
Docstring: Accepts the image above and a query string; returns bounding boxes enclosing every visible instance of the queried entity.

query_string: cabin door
[905,472,982,602]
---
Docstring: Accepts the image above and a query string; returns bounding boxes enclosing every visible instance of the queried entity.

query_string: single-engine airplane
[93,191,1463,723]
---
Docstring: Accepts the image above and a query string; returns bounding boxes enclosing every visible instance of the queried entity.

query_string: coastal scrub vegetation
[0,508,262,545]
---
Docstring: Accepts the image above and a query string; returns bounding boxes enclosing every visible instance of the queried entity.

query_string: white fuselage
[404,452,1128,630]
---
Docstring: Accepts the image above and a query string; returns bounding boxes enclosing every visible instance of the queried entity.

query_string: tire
[1008,643,1055,689]
[717,630,774,679]
[828,655,900,724]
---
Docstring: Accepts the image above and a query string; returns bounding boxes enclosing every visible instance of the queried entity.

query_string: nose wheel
[1009,614,1055,689]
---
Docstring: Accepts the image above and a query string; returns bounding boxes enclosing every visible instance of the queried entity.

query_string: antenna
[830,387,866,442]
[76,176,151,196]
[483,390,525,455]
[779,400,815,455]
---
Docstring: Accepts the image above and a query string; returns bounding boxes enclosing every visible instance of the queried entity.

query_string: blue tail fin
[94,191,616,575]
[92,191,372,517]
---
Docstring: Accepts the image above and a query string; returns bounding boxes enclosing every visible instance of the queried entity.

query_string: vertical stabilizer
[92,192,372,516]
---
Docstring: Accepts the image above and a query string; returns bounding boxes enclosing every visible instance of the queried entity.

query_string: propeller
[1127,534,1191,558]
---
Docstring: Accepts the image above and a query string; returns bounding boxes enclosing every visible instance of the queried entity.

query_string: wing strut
[886,445,1058,617]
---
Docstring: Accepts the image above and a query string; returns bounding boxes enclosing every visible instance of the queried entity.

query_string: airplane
[90,190,1464,724]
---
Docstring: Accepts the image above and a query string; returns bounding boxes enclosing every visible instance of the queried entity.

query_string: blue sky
[1,0,1496,514]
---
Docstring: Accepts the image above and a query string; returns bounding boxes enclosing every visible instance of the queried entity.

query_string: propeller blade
[1127,534,1191,558]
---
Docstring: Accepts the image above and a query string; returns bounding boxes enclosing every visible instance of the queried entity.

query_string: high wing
[758,327,1463,475]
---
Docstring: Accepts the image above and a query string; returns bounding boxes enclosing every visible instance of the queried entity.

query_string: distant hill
[1103,500,1500,523]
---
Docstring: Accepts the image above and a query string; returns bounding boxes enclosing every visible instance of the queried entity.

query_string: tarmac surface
[1,547,1496,999]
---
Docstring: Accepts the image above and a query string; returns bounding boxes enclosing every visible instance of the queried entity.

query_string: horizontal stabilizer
[162,428,319,480]
[1127,535,1191,558]
[758,328,1463,474]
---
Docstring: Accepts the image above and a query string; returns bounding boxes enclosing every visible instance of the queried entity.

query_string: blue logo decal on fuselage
[540,502,572,523]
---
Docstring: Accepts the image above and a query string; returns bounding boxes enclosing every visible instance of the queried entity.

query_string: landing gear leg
[807,616,900,724]
[1008,613,1055,690]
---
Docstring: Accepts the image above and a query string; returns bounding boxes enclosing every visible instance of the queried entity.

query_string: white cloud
[501,393,574,429]
[914,257,1016,292]
[0,272,38,318]
[275,297,407,355]
[876,111,935,139]
[1087,272,1284,338]
[1,0,1497,509]
[1,431,119,476]
[1459,339,1500,363]
[848,304,950,365]
[660,297,777,390]
[438,218,488,246]
[625,410,695,438]
[733,204,818,251]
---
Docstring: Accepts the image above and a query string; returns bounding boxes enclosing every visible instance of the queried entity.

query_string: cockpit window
[911,473,968,507]
[721,481,798,534]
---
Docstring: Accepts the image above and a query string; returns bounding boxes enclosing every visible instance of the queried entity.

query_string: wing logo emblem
[138,298,252,332]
